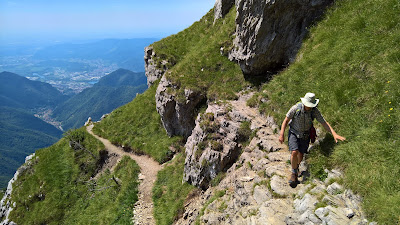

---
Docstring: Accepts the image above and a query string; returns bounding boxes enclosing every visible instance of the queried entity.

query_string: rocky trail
[86,125,160,225]
[177,92,373,225]
[86,90,373,225]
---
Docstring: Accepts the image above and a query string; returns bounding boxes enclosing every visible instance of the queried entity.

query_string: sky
[0,0,215,45]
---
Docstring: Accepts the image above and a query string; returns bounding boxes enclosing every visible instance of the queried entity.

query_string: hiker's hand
[333,134,346,143]
[279,133,284,144]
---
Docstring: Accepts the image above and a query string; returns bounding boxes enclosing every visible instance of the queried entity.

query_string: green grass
[63,156,140,225]
[152,8,249,101]
[249,0,400,223]
[92,82,182,163]
[7,128,141,224]
[152,153,195,225]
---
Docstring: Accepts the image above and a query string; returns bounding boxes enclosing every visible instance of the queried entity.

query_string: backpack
[295,103,317,143]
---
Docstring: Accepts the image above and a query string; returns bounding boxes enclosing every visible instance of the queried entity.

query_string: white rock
[253,185,272,205]
[327,182,343,195]
[294,193,318,214]
[270,175,290,197]
[345,208,354,219]
[138,174,146,180]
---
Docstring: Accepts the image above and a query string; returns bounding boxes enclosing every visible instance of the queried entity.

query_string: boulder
[294,193,318,214]
[84,117,92,126]
[229,0,334,76]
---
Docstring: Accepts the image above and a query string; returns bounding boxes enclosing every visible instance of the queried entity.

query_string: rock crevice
[155,76,206,138]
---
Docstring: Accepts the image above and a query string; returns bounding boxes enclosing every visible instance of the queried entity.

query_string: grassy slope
[152,8,248,101]
[92,9,246,224]
[0,107,62,188]
[250,0,399,223]
[52,69,147,130]
[152,153,194,225]
[7,128,140,225]
[6,0,398,224]
[92,82,182,163]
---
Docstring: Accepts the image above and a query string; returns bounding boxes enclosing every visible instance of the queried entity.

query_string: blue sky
[0,0,215,44]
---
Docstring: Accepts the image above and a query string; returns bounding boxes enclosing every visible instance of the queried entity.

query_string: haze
[0,0,215,45]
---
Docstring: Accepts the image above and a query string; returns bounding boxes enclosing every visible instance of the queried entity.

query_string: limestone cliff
[155,76,206,138]
[229,0,333,75]
[144,46,170,87]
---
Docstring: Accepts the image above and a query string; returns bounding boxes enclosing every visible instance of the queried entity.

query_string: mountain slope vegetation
[0,71,68,110]
[0,72,67,189]
[249,0,400,223]
[93,82,182,164]
[151,8,248,101]
[0,107,63,188]
[6,128,141,224]
[52,69,147,130]
[2,0,399,224]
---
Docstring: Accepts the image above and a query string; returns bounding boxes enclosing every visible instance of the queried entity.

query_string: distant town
[0,55,120,94]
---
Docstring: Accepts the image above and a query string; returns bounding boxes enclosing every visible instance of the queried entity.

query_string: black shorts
[288,131,310,154]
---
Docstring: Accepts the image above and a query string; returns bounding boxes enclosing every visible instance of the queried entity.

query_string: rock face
[183,103,245,189]
[144,46,169,87]
[155,76,206,138]
[229,0,334,75]
[214,0,236,21]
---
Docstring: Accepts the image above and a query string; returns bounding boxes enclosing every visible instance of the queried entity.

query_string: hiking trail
[176,92,371,225]
[87,124,159,225]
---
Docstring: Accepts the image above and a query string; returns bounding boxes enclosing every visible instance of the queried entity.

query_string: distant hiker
[279,93,346,188]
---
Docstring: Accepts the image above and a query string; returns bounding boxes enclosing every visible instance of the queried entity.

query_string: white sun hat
[301,92,319,108]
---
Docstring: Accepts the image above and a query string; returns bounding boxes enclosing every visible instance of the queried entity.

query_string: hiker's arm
[279,117,290,144]
[321,122,346,143]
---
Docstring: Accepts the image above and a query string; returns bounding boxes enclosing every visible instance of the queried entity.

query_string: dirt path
[87,124,160,225]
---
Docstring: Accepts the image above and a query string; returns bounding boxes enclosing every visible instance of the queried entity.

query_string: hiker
[278,93,346,187]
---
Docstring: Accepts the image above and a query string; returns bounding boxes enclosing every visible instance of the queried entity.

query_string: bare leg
[297,152,304,167]
[291,150,300,171]
[289,150,300,187]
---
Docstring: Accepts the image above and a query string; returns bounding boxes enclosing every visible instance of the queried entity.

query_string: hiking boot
[289,173,298,188]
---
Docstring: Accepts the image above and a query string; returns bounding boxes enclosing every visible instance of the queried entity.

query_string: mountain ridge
[52,68,147,130]
[1,0,399,224]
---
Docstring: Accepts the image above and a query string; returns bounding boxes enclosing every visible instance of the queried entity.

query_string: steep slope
[247,0,400,223]
[0,72,67,189]
[52,69,147,130]
[177,92,370,225]
[1,128,141,224]
[0,71,68,110]
[92,82,182,164]
[2,0,399,224]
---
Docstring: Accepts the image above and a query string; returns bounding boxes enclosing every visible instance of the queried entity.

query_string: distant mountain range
[52,69,147,130]
[0,69,147,188]
[0,71,68,109]
[0,106,62,188]
[33,38,158,72]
